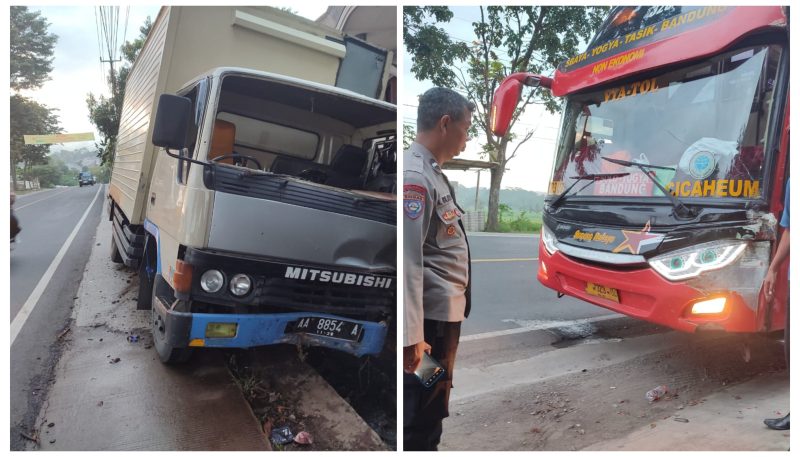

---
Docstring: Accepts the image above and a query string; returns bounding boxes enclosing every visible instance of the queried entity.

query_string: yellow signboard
[23,132,95,145]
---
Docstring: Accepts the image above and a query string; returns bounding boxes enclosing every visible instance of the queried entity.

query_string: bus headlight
[649,240,747,281]
[542,225,559,255]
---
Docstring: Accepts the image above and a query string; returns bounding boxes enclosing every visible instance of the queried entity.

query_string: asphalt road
[10,185,105,448]
[464,232,614,336]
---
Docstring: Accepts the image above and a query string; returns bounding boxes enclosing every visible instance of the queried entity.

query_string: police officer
[403,87,474,451]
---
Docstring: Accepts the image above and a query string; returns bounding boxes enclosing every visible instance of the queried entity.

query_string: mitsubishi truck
[108,6,396,363]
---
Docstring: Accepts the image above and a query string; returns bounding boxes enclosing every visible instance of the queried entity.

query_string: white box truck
[108,6,396,363]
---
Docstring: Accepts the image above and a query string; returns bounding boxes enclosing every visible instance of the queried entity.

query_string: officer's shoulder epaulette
[404,148,425,175]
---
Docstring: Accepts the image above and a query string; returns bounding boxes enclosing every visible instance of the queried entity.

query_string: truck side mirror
[152,94,191,150]
[490,73,552,137]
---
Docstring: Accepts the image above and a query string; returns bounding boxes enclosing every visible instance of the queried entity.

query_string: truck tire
[136,235,156,310]
[110,233,123,264]
[152,275,192,364]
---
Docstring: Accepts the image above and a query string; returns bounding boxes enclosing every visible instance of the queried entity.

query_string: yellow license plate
[586,282,619,302]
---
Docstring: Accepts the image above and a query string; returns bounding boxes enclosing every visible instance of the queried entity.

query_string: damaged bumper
[162,309,387,357]
[537,241,763,333]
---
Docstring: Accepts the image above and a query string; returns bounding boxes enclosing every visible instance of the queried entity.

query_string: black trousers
[403,319,461,451]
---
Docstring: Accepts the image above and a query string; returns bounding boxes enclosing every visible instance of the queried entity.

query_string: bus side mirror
[490,73,552,137]
[152,94,191,150]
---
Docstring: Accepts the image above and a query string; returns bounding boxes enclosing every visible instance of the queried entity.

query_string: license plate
[288,317,363,342]
[586,282,620,302]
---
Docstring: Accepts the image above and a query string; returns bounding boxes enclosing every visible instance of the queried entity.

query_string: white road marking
[460,314,625,342]
[10,185,103,345]
[15,188,72,210]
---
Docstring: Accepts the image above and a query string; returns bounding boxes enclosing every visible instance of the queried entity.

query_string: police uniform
[403,141,471,450]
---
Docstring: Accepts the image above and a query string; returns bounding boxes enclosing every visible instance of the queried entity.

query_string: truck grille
[186,248,395,321]
[206,165,395,225]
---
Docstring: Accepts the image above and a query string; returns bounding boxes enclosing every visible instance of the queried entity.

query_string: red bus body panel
[552,7,787,97]
[537,241,770,333]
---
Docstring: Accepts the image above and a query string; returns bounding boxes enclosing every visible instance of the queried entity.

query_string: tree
[404,6,608,231]
[87,16,153,166]
[10,6,58,91]
[10,95,62,182]
[10,6,60,189]
[403,124,416,151]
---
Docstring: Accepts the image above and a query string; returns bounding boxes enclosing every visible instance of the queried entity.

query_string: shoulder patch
[403,184,426,220]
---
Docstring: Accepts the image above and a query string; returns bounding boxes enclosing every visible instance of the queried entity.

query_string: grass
[496,210,543,234]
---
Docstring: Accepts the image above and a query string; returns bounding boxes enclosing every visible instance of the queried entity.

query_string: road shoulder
[29,210,269,451]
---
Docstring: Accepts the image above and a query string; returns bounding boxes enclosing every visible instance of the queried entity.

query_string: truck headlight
[229,274,252,296]
[649,240,747,281]
[542,225,559,255]
[200,269,224,293]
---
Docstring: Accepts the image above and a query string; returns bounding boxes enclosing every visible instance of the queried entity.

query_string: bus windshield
[549,44,781,202]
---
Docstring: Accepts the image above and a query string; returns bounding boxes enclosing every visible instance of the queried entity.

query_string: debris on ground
[645,385,669,402]
[97,401,103,407]
[294,431,313,445]
[270,426,294,445]
[109,357,121,364]
[126,335,139,343]
[20,431,38,444]
[674,417,690,423]
[56,328,70,340]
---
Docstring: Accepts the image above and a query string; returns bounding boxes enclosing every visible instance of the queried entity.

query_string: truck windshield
[549,44,781,202]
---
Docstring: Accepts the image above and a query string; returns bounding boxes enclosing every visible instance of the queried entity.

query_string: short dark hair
[416,87,475,131]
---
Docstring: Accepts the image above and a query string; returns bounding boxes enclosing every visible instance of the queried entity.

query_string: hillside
[49,146,100,171]
[453,184,547,214]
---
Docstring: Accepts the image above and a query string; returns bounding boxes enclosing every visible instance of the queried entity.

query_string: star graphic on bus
[612,221,664,255]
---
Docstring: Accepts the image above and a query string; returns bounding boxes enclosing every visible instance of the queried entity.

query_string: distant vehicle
[78,172,95,187]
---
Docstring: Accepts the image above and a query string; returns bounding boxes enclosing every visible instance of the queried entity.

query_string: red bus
[491,6,789,333]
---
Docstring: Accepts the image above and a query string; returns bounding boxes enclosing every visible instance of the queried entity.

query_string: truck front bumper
[163,308,387,357]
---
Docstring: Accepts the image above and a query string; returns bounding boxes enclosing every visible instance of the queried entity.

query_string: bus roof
[552,6,787,97]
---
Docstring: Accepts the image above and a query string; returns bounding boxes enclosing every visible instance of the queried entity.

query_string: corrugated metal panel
[109,7,171,222]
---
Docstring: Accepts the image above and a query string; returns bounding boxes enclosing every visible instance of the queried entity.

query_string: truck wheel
[151,275,192,364]
[136,235,156,310]
[110,233,123,264]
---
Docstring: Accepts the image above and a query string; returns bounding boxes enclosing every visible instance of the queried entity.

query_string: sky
[17,5,329,151]
[402,6,566,193]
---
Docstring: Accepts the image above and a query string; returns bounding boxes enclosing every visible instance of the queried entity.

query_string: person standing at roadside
[763,178,789,431]
[403,87,474,451]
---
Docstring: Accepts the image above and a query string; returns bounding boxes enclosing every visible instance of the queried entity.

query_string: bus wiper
[549,172,630,210]
[601,157,697,219]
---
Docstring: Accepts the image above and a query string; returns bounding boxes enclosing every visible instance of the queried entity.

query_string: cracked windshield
[550,44,780,201]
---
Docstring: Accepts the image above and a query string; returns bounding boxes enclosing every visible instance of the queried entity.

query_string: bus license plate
[586,282,619,302]
[288,317,363,342]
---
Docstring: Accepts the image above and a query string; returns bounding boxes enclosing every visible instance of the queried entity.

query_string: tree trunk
[486,165,505,232]
[11,157,16,191]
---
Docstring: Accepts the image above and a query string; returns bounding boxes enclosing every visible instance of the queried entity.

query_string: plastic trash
[646,385,669,402]
[294,431,313,445]
[270,426,294,445]
[127,335,139,343]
